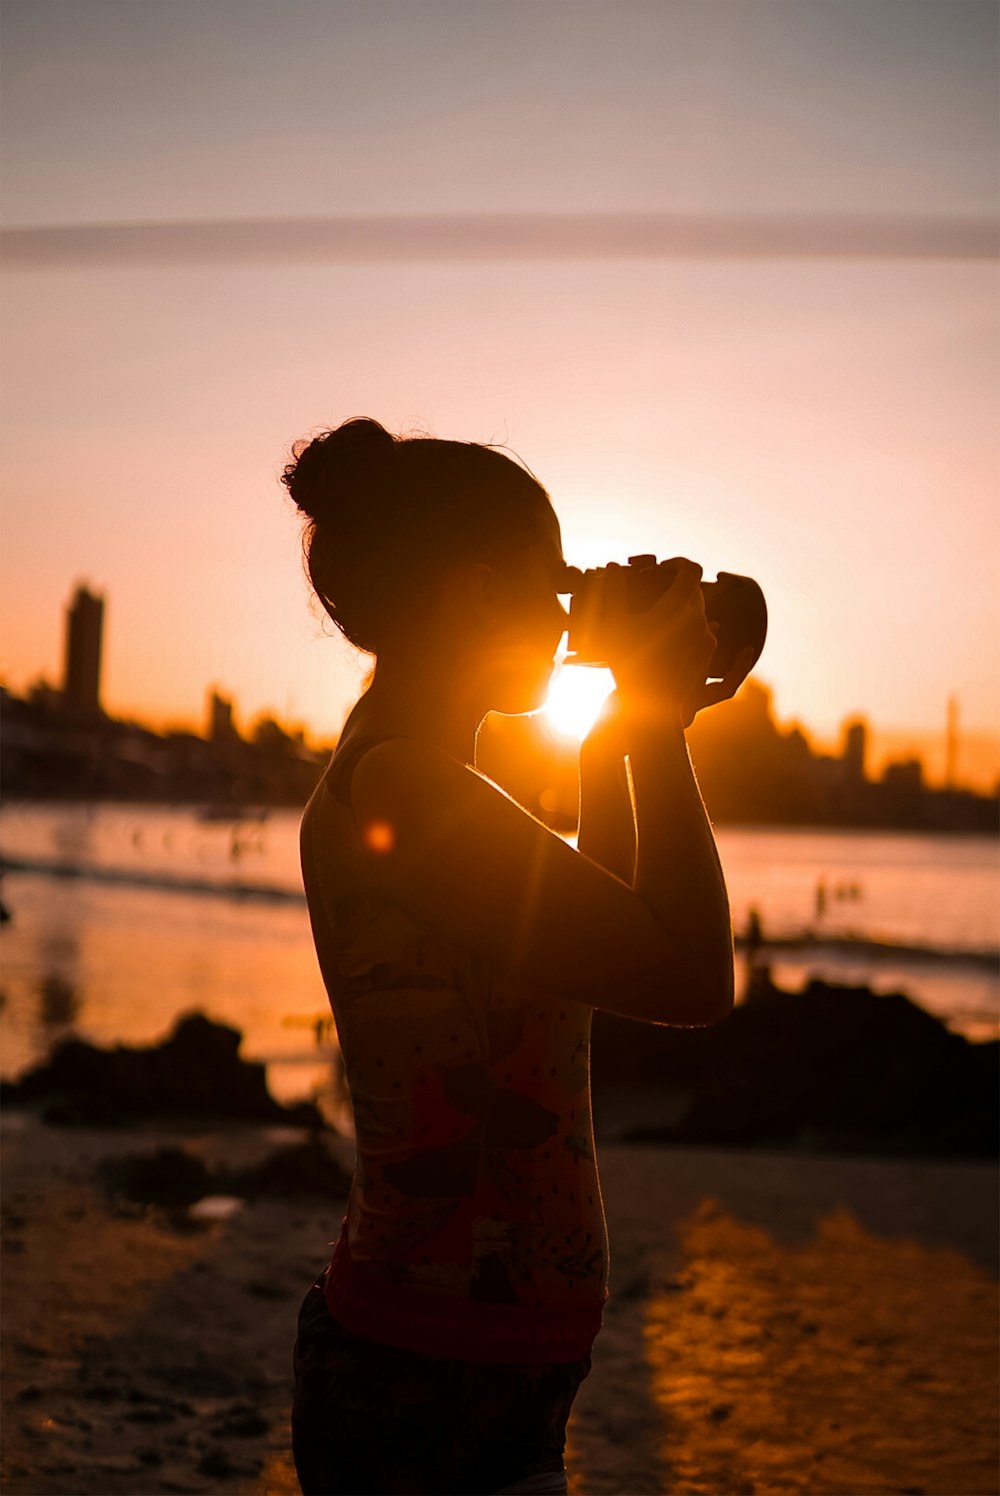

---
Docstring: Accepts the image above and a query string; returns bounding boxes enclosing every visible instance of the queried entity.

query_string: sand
[2,1115,997,1496]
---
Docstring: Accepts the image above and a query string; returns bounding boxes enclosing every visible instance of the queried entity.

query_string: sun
[543,663,616,741]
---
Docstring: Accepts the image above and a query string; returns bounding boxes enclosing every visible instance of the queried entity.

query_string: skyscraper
[62,584,104,714]
[945,695,959,790]
[841,717,868,782]
[207,688,238,742]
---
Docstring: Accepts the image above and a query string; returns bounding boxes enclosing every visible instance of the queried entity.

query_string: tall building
[62,584,105,714]
[207,688,238,742]
[841,717,868,782]
[945,695,959,790]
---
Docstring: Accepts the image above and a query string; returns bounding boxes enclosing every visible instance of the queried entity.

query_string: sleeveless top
[299,736,608,1363]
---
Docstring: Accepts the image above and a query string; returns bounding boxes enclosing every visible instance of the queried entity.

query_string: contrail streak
[2,212,996,268]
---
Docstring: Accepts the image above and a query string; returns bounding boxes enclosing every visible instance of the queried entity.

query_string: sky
[2,0,998,785]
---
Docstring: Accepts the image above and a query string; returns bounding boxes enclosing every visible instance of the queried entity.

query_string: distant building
[841,718,868,782]
[253,715,290,750]
[945,696,959,790]
[882,757,924,793]
[62,584,104,715]
[207,689,238,743]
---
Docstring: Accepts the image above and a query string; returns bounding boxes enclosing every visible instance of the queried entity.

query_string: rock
[592,972,998,1157]
[232,1138,352,1200]
[210,1404,270,1438]
[6,1011,325,1128]
[99,1148,213,1208]
[196,1447,239,1479]
[99,1137,351,1210]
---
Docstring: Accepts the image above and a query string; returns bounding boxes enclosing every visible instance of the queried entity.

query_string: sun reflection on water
[642,1199,998,1496]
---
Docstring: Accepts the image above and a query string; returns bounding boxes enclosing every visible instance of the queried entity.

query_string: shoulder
[348,737,564,920]
[351,738,513,829]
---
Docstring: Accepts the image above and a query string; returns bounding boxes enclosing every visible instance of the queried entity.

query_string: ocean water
[1,803,996,1107]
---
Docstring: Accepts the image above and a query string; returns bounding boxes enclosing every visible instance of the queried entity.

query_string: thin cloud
[3,213,996,269]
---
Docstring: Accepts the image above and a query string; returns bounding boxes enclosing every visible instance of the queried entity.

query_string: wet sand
[2,1117,997,1496]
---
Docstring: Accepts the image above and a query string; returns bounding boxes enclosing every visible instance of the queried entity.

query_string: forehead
[527,498,563,560]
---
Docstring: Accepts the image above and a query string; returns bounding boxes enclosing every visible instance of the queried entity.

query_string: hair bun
[282,417,397,523]
[282,415,551,654]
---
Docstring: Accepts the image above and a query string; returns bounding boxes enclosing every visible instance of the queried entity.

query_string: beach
[3,1113,997,1496]
[2,809,998,1493]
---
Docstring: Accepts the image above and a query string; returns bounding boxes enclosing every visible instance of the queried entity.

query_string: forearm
[624,705,734,1018]
[577,732,636,884]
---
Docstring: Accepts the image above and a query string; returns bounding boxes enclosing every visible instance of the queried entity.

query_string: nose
[557,563,584,594]
[552,594,569,647]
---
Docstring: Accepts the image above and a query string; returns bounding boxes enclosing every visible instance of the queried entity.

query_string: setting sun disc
[543,664,616,741]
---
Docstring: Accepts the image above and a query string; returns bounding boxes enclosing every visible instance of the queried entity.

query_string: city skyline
[7,575,998,795]
[6,624,997,832]
[1,2,997,780]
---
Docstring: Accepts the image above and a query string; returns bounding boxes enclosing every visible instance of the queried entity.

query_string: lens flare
[543,664,616,740]
[362,820,395,854]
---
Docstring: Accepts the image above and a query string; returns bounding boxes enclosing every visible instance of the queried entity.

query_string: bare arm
[576,697,636,884]
[348,559,736,1026]
[576,686,732,1008]
[350,739,730,1025]
[624,706,734,1014]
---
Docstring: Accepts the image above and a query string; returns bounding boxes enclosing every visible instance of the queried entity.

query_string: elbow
[598,933,735,1027]
[668,948,735,1027]
[707,940,735,1019]
[700,982,734,1026]
[602,963,733,1028]
[664,915,735,1025]
[683,974,733,1026]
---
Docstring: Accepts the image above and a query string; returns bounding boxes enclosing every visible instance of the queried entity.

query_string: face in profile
[484,508,568,716]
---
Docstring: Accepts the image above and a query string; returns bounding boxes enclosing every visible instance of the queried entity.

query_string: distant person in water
[284,419,751,1496]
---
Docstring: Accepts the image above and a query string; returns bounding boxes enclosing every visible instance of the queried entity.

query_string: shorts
[291,1279,591,1495]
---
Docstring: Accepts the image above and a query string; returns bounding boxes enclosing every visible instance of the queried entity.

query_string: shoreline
[5,845,998,969]
[5,979,997,1160]
[2,1114,996,1496]
[2,1003,997,1493]
[4,792,999,833]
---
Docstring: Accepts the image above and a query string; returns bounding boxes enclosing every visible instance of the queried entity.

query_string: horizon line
[7,674,999,747]
[2,211,997,268]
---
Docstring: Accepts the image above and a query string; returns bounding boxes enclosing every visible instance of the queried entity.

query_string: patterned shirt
[300,741,607,1363]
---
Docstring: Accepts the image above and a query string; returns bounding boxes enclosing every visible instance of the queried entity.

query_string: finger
[688,659,749,714]
[661,556,704,578]
[721,646,756,690]
[706,643,753,684]
[690,615,717,662]
[700,681,737,708]
[696,654,753,710]
[732,645,756,675]
[598,563,629,635]
[660,557,704,598]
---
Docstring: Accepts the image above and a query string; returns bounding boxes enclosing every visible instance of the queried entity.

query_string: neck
[343,652,487,765]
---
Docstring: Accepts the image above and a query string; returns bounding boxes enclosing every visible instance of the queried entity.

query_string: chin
[490,661,556,716]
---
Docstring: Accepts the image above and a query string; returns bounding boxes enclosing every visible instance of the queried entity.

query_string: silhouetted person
[284,419,752,1495]
[745,903,764,978]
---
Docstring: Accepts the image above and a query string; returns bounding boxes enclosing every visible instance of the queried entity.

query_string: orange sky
[1,1,997,787]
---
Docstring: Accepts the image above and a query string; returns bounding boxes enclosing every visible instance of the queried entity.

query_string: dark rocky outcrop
[591,971,998,1157]
[4,981,995,1158]
[2,1012,323,1129]
[99,1138,352,1207]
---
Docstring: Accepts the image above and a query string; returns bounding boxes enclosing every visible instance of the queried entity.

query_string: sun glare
[543,664,616,741]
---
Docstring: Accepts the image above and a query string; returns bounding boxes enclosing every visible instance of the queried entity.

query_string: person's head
[282,418,566,712]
